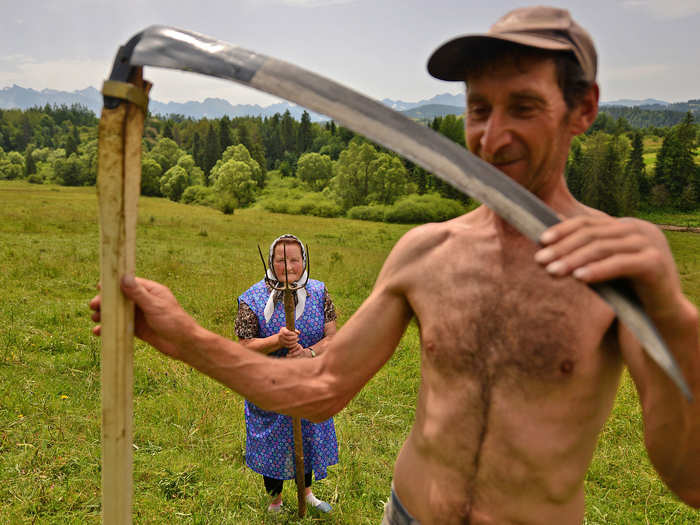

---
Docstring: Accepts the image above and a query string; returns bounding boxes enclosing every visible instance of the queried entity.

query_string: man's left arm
[536,215,700,507]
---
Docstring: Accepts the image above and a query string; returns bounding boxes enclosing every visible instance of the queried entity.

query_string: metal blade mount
[114,25,691,400]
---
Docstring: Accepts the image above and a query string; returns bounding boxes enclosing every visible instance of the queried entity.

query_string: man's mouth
[491,157,521,167]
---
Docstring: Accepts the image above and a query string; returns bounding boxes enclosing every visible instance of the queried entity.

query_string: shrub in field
[256,174,341,217]
[260,198,290,214]
[160,165,190,202]
[209,145,261,208]
[216,194,237,215]
[260,196,341,218]
[53,153,90,186]
[297,152,333,191]
[384,193,466,224]
[26,173,44,184]
[181,185,216,207]
[347,204,388,222]
[0,151,26,180]
[141,156,163,196]
[311,200,343,218]
[149,137,185,174]
[160,154,206,202]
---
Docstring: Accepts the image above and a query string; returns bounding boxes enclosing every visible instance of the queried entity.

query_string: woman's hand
[286,344,310,358]
[277,326,300,349]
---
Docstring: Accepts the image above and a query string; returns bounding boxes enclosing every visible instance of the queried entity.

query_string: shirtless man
[91,6,700,524]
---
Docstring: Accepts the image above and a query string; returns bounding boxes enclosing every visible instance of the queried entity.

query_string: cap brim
[427,33,573,81]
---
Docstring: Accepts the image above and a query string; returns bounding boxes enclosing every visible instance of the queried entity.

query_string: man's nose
[479,110,512,159]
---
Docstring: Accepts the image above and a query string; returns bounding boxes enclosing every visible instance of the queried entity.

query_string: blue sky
[1,0,698,106]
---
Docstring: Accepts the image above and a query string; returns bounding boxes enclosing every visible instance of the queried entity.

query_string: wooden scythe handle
[283,290,306,518]
[97,69,149,525]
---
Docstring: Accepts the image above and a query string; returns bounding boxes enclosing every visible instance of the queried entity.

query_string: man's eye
[468,105,489,118]
[513,105,535,116]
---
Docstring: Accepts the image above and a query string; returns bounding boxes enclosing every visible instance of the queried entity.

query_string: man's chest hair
[416,247,610,386]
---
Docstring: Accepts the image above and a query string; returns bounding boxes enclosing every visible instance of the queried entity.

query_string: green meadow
[1,180,699,524]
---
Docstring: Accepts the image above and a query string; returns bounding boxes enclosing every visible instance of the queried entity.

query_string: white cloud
[623,0,700,19]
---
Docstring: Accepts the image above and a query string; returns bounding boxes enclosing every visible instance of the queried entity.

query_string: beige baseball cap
[427,6,597,83]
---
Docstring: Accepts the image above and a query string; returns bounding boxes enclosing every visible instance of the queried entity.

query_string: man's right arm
[90,232,420,421]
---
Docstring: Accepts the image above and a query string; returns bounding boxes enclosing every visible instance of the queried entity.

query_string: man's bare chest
[413,243,614,385]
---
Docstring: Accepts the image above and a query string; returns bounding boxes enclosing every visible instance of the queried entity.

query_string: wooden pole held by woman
[282,243,307,518]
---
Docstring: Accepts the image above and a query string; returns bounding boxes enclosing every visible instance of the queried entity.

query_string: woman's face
[272,241,304,283]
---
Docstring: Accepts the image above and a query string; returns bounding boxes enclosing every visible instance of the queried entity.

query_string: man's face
[273,241,304,283]
[465,57,575,195]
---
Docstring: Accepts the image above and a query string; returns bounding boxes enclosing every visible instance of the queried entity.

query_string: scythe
[96,24,692,524]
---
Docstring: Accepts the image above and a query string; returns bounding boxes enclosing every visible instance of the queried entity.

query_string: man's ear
[570,83,599,135]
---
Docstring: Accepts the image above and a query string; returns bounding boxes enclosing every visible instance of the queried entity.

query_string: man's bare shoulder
[375,210,485,292]
[394,210,484,258]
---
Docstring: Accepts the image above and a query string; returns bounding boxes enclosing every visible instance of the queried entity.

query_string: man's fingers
[538,235,648,277]
[120,274,154,306]
[540,215,603,244]
[89,295,101,312]
[568,252,659,284]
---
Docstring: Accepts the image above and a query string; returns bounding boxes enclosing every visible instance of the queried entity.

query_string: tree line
[0,103,698,223]
[598,104,699,129]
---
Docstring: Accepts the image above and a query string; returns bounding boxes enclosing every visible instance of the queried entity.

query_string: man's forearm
[629,297,700,506]
[172,322,343,421]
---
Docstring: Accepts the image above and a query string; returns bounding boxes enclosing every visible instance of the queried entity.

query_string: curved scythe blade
[114,25,690,400]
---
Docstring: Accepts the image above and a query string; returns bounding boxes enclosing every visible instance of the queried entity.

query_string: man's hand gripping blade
[116,25,692,401]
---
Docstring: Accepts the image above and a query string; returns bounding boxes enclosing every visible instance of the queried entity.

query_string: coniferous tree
[438,115,465,147]
[64,124,79,156]
[192,131,203,170]
[625,132,649,201]
[598,142,623,215]
[280,110,296,154]
[203,123,221,181]
[565,140,585,200]
[25,144,36,176]
[262,114,283,170]
[654,113,697,209]
[297,111,313,153]
[219,116,233,152]
[163,121,175,140]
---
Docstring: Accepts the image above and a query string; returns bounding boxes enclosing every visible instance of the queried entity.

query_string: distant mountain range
[0,84,468,121]
[1,84,694,122]
[599,98,669,107]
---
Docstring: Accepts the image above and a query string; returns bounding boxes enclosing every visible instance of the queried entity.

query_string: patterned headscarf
[263,234,308,323]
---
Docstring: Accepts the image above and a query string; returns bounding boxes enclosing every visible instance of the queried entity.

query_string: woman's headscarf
[263,234,308,323]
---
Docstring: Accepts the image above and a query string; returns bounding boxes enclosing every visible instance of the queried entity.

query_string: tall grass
[1,180,699,523]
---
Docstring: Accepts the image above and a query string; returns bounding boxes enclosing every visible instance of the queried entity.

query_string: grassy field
[1,180,699,524]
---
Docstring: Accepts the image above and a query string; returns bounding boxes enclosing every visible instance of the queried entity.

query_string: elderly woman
[234,234,338,514]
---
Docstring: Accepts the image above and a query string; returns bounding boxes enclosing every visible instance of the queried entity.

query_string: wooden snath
[97,69,150,524]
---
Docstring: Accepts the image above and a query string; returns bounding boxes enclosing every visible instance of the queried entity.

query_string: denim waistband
[382,483,420,525]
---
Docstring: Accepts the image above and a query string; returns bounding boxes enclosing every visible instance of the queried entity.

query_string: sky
[1,0,698,107]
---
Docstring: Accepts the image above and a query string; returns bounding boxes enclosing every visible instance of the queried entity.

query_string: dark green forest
[1,103,698,223]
